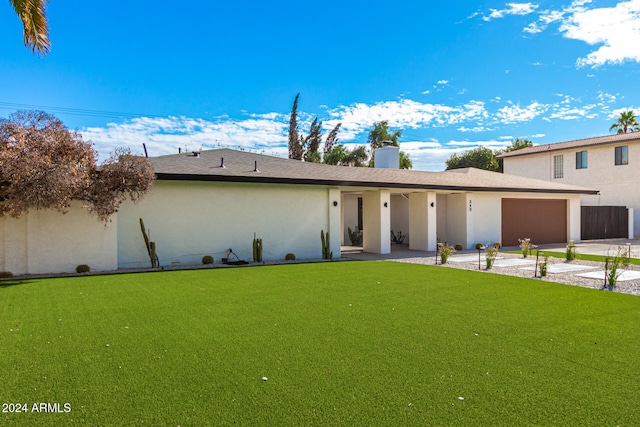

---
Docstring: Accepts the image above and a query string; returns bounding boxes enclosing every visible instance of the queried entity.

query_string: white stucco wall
[408,192,437,251]
[117,180,338,268]
[467,193,502,248]
[503,142,640,236]
[362,190,391,254]
[0,202,118,275]
[436,194,447,242]
[390,194,409,243]
[446,194,468,247]
[342,193,361,245]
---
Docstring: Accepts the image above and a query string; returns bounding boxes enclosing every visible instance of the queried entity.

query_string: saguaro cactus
[321,230,332,260]
[140,218,159,268]
[253,233,263,262]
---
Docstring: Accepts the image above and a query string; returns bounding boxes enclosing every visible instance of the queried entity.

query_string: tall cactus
[253,233,263,262]
[321,230,332,260]
[140,218,159,268]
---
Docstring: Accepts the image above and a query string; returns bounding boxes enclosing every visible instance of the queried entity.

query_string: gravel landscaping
[390,251,640,296]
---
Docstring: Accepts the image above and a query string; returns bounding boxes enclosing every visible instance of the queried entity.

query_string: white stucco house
[1,147,597,275]
[498,132,639,239]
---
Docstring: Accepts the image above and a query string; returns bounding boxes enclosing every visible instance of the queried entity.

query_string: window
[553,154,563,179]
[615,146,628,165]
[357,197,363,230]
[576,151,588,169]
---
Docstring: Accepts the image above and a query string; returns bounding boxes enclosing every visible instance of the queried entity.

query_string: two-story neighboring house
[497,132,639,239]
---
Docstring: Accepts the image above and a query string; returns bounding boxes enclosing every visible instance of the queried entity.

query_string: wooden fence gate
[581,206,628,240]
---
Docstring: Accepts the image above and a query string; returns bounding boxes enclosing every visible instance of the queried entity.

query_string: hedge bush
[76,264,90,273]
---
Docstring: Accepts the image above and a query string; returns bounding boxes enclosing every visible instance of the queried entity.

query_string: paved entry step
[576,270,640,282]
[520,264,598,274]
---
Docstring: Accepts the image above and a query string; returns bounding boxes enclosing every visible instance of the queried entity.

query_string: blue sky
[2,0,639,170]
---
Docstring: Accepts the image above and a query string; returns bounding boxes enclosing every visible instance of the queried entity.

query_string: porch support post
[409,192,437,251]
[362,190,391,254]
[328,188,342,256]
[567,196,581,242]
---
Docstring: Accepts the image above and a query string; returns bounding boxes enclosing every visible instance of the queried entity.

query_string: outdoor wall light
[430,202,435,207]
[333,201,338,207]
[384,202,388,207]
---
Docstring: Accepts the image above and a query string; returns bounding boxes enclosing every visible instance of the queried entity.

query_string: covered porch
[338,188,583,257]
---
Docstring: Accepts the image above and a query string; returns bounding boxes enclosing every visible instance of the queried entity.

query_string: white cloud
[483,2,539,21]
[457,126,492,132]
[78,88,631,171]
[548,105,598,120]
[525,9,566,33]
[480,0,640,67]
[436,79,449,85]
[326,99,490,139]
[516,0,640,67]
[561,0,640,67]
[597,92,617,105]
[82,115,289,161]
[524,22,544,34]
[495,102,549,123]
[608,106,640,118]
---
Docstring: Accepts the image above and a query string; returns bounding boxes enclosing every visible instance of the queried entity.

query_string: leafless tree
[0,110,154,222]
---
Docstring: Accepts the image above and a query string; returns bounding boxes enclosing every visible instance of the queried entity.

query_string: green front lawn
[1,262,639,425]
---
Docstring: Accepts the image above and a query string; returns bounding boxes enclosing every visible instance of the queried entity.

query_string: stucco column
[409,192,437,251]
[362,190,391,254]
[567,196,581,242]
[328,188,342,256]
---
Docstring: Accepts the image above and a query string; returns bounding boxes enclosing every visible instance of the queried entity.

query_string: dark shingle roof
[149,148,598,195]
[497,132,640,159]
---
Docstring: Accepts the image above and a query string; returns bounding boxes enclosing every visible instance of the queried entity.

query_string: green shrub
[0,271,14,279]
[518,238,535,258]
[454,244,464,251]
[75,264,90,274]
[485,246,498,269]
[540,257,548,277]
[202,255,214,265]
[606,245,630,288]
[438,243,455,264]
[475,242,484,250]
[284,253,296,261]
[566,240,576,261]
[493,242,501,249]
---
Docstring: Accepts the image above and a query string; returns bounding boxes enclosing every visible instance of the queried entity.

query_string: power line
[0,102,158,120]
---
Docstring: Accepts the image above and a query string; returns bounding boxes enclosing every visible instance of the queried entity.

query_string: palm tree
[9,0,50,55]
[609,111,639,134]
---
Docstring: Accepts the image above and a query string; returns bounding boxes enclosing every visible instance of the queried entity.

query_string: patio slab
[448,255,503,263]
[492,258,535,267]
[520,264,598,274]
[576,270,640,281]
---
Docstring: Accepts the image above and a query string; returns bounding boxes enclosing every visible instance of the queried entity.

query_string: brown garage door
[502,199,567,246]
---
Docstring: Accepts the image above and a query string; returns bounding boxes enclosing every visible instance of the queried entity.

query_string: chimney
[374,145,400,169]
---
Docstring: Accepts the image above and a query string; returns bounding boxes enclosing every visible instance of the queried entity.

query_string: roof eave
[155,173,599,195]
